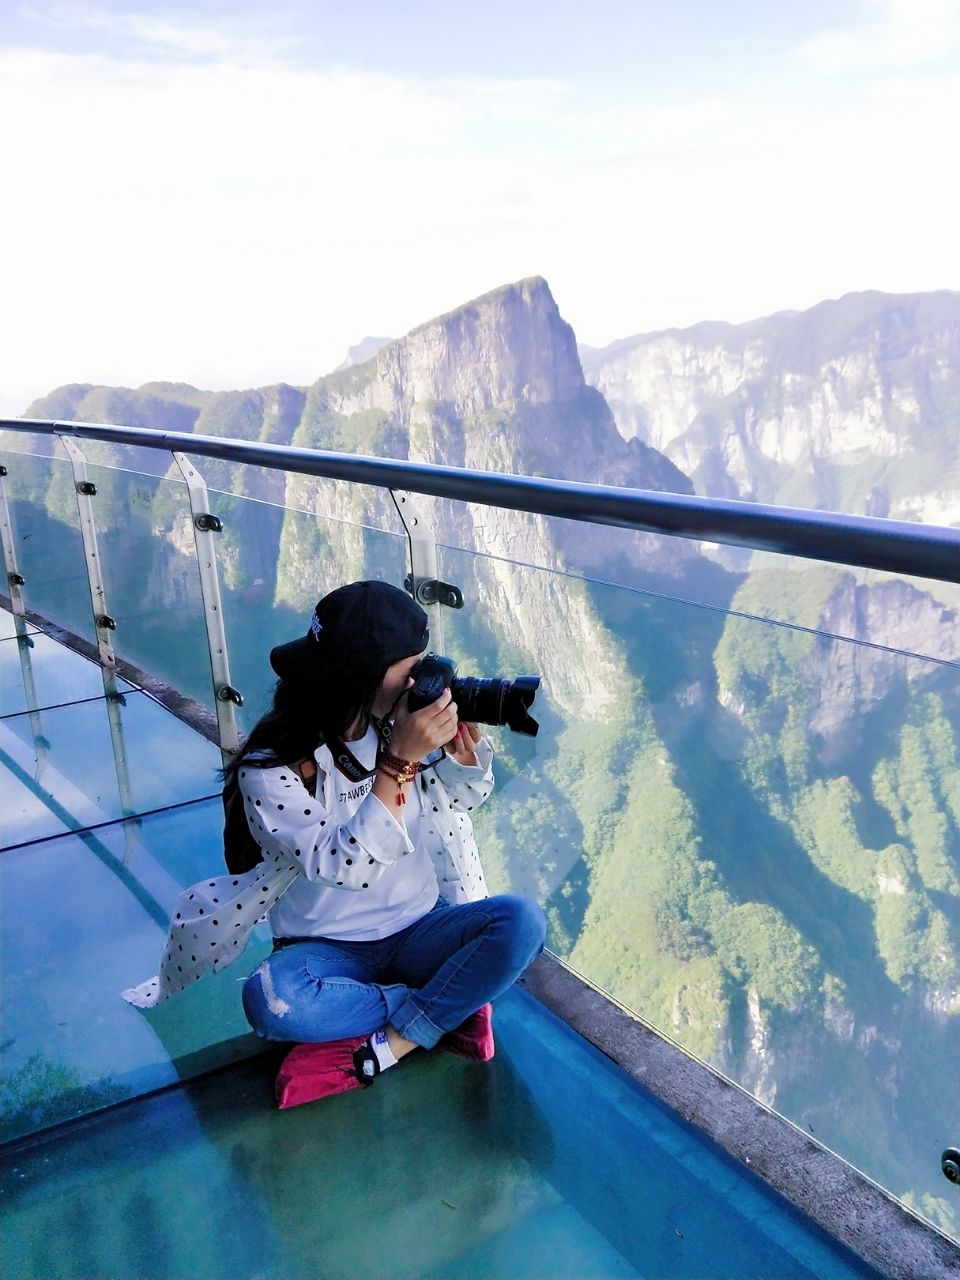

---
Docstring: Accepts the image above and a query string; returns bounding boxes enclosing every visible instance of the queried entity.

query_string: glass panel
[438,539,960,1244]
[205,483,408,733]
[1,988,873,1280]
[0,606,37,640]
[0,799,271,1142]
[695,543,960,659]
[74,459,214,709]
[0,690,221,848]
[0,627,134,718]
[2,763,73,848]
[0,447,92,644]
[11,454,412,728]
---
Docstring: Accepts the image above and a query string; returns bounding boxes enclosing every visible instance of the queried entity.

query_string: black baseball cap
[270,580,429,681]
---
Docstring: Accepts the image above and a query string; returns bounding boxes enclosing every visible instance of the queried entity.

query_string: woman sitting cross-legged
[225,579,546,1107]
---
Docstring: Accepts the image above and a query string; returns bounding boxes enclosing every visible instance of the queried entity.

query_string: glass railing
[438,539,959,1241]
[208,487,409,734]
[2,450,91,642]
[1,425,957,1245]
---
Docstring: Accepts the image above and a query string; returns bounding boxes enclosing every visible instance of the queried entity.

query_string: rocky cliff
[582,290,960,524]
[276,277,698,719]
[331,278,584,421]
[293,277,694,595]
[13,277,699,718]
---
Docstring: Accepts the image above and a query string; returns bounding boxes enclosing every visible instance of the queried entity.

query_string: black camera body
[407,653,541,737]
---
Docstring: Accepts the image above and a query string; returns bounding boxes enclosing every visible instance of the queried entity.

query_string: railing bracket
[96,614,117,630]
[172,452,240,757]
[8,571,25,586]
[404,575,463,609]
[106,690,127,706]
[56,436,118,671]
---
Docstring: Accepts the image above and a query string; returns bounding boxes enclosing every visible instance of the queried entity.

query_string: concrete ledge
[520,952,960,1280]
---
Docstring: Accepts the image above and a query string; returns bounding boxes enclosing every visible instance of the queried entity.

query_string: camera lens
[451,675,541,737]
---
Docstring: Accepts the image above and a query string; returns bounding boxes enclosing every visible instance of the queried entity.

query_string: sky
[1,0,958,416]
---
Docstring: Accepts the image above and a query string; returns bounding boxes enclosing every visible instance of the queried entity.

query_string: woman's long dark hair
[220,657,392,790]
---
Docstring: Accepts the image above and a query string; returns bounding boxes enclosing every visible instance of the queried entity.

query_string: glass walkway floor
[1,607,880,1278]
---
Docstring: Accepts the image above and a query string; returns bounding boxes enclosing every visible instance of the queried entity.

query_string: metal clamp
[943,1148,960,1183]
[403,575,463,609]
[217,684,244,706]
[390,489,465,653]
[96,614,117,630]
[195,513,223,533]
[76,480,98,496]
[8,571,25,587]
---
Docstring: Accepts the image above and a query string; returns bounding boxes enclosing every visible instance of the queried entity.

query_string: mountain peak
[334,337,393,372]
[363,276,583,418]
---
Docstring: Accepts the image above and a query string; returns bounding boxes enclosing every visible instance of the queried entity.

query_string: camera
[407,653,541,737]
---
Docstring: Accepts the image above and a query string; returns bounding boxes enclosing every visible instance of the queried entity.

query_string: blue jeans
[241,895,546,1050]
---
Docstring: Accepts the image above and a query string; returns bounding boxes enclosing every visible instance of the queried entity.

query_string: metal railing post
[0,464,28,619]
[173,452,241,758]
[390,489,464,654]
[13,626,49,777]
[57,436,118,675]
[57,435,136,825]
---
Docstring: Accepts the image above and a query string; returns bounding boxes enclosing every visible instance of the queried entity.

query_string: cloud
[0,46,579,408]
[17,1,299,64]
[799,0,960,74]
[0,10,957,414]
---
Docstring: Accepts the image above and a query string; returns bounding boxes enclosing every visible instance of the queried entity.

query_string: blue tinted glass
[0,607,37,640]
[0,799,271,1142]
[1,990,876,1279]
[0,690,221,846]
[0,628,134,717]
[0,451,93,645]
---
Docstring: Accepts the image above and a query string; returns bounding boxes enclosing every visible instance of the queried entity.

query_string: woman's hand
[444,720,482,767]
[388,684,460,762]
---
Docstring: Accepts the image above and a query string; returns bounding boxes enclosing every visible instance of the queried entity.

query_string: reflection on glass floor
[0,609,37,641]
[3,991,877,1280]
[0,609,879,1278]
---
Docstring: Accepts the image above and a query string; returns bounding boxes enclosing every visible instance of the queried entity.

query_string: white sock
[370,1027,399,1072]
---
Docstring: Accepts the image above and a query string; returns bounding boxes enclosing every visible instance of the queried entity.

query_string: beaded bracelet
[377,751,420,805]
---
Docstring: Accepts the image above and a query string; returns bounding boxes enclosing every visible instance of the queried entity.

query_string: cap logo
[309,612,323,642]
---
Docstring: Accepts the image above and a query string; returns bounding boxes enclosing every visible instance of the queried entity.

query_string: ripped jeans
[241,894,546,1050]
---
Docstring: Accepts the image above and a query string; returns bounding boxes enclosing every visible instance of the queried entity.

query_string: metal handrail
[2,417,958,584]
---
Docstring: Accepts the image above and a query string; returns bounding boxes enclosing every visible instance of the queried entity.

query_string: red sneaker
[440,1003,495,1062]
[275,1036,380,1110]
